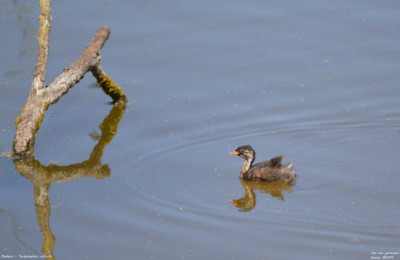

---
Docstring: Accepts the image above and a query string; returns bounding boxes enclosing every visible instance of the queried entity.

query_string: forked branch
[13,4,127,159]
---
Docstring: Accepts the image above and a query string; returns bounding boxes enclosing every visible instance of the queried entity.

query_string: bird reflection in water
[13,102,126,260]
[231,179,295,212]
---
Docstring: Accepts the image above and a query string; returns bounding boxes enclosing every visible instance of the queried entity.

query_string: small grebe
[229,145,296,183]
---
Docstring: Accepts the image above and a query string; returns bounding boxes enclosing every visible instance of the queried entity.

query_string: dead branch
[29,0,51,99]
[13,26,113,158]
[45,25,111,104]
[13,25,129,161]
[91,63,127,103]
[13,0,128,159]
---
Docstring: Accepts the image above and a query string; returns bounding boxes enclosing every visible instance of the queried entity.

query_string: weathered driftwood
[13,25,126,158]
[29,0,51,99]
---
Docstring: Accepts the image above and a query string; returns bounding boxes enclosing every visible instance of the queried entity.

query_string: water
[1,0,399,259]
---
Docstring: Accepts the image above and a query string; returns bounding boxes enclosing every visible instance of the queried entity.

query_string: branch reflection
[13,102,126,259]
[231,179,295,212]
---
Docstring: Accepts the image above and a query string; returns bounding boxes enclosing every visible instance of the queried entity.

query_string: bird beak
[229,150,239,155]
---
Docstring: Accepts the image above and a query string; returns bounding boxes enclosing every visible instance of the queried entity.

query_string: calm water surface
[1,0,399,259]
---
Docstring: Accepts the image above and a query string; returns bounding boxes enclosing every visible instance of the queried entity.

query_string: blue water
[1,0,399,259]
